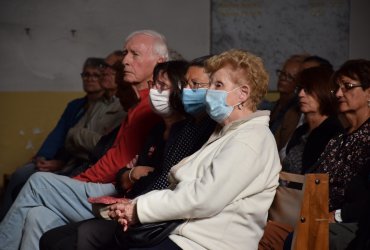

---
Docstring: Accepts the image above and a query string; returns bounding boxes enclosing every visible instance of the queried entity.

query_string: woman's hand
[108,202,138,231]
[119,165,155,191]
[130,166,155,182]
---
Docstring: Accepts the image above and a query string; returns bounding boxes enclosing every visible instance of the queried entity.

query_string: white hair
[125,30,169,61]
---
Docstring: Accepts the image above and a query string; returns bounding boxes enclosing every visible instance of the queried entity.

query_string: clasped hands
[108,200,139,231]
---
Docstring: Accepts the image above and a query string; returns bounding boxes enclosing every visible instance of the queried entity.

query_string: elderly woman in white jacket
[109,49,282,250]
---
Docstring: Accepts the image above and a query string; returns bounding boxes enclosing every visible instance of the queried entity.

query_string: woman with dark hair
[311,59,370,250]
[281,66,344,174]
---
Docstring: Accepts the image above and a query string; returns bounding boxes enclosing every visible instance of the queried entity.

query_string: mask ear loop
[236,84,249,110]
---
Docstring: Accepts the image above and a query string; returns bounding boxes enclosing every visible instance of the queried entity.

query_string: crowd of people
[0,29,369,250]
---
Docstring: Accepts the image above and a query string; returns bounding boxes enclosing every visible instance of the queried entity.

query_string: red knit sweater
[74,89,160,183]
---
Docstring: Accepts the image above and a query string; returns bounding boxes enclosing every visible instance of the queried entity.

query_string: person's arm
[36,98,86,160]
[65,127,103,154]
[73,102,161,183]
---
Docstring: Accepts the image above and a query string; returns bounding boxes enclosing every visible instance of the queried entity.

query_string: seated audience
[310,59,370,250]
[268,54,308,133]
[40,58,217,250]
[282,66,344,174]
[105,49,280,250]
[274,55,333,156]
[0,57,105,221]
[60,51,126,174]
[0,29,166,250]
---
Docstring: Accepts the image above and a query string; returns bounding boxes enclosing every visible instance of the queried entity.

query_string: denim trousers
[0,162,38,221]
[0,172,116,250]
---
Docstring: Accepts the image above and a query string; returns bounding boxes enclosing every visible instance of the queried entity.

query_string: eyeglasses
[147,80,170,93]
[295,85,310,94]
[276,69,296,83]
[180,80,209,91]
[80,72,101,79]
[334,81,363,92]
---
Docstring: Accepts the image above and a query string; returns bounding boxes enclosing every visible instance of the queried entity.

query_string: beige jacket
[64,96,125,161]
[136,111,281,250]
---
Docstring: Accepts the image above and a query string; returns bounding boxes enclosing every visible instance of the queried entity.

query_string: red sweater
[74,89,160,183]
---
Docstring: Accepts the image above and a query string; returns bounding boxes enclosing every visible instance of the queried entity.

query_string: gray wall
[211,0,350,90]
[349,0,370,59]
[1,0,368,92]
[0,0,211,91]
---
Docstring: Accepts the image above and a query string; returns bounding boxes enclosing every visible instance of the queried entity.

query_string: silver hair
[125,30,169,61]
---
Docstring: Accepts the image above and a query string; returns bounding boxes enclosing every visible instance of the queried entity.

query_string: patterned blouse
[314,118,370,211]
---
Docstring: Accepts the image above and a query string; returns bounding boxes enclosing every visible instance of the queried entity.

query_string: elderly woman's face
[209,66,243,106]
[335,75,370,113]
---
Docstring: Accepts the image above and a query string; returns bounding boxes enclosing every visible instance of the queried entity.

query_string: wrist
[128,168,135,184]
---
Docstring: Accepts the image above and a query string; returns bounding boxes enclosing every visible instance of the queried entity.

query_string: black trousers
[40,219,181,250]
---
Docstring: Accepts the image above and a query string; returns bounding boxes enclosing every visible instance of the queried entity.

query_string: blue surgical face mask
[205,87,241,123]
[181,88,207,115]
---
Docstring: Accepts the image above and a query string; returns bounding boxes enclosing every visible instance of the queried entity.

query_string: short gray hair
[126,30,169,61]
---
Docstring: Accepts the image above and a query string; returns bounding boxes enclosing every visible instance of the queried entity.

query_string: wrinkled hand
[130,166,154,182]
[108,201,138,231]
[36,159,64,172]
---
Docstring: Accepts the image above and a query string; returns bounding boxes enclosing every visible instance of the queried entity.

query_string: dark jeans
[40,219,181,250]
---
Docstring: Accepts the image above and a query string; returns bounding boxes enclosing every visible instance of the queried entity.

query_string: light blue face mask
[181,88,207,115]
[205,87,240,123]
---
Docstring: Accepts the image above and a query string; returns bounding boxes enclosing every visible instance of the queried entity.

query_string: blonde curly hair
[205,49,269,111]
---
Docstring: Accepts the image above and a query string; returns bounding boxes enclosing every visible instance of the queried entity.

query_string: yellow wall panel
[0,92,83,188]
[0,91,279,189]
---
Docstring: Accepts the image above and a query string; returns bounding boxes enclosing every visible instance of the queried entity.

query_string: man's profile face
[122,34,162,85]
[277,60,301,95]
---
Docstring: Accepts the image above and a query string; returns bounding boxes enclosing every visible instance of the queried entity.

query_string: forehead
[338,75,356,82]
[124,34,154,53]
[186,66,206,77]
[283,60,302,73]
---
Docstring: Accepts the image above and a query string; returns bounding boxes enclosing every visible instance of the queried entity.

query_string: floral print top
[314,118,370,211]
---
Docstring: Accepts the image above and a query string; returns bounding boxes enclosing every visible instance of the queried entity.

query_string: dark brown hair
[298,66,337,116]
[333,59,370,90]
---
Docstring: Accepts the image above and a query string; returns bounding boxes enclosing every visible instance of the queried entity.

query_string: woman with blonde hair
[108,49,281,250]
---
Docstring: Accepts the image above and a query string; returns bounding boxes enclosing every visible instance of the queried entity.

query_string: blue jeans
[0,172,116,250]
[0,162,38,221]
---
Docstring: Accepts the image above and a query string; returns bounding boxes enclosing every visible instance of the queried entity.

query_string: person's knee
[11,164,37,182]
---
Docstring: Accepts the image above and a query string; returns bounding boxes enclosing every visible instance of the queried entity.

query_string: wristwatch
[334,209,342,223]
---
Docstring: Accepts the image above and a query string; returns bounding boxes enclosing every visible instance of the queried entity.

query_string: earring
[237,103,243,110]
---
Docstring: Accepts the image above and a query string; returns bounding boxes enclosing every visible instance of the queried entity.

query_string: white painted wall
[0,0,211,91]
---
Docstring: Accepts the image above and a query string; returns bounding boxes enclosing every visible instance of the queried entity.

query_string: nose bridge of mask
[182,88,207,103]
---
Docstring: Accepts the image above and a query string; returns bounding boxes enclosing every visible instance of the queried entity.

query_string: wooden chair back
[267,172,329,250]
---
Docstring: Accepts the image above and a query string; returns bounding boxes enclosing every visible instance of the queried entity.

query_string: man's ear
[157,57,166,64]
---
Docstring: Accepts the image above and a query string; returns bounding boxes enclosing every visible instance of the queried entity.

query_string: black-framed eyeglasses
[180,80,209,91]
[80,72,101,79]
[276,69,296,83]
[147,80,170,93]
[334,81,363,92]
